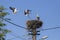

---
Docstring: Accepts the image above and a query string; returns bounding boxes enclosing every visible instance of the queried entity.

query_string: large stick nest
[26,20,43,30]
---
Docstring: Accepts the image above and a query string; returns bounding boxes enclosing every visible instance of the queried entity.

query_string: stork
[24,9,31,16]
[36,14,40,20]
[9,7,17,13]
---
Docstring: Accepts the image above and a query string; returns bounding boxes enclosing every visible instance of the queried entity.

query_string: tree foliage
[0,6,11,40]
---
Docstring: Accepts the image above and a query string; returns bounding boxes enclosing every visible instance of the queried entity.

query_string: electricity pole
[32,29,36,40]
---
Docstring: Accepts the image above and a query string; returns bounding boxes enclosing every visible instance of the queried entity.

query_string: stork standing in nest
[36,14,40,21]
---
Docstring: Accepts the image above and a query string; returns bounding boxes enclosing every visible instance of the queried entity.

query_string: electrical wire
[0,17,28,40]
[7,26,60,40]
[7,32,28,40]
[7,32,29,40]
[0,17,27,29]
[41,27,60,31]
[0,17,60,31]
[0,17,60,40]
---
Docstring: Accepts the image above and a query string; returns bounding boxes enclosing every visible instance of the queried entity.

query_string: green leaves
[0,28,11,38]
[0,23,6,27]
[0,33,4,38]
[3,29,11,34]
[0,12,8,17]
[0,6,9,17]
[0,6,11,39]
[0,6,5,11]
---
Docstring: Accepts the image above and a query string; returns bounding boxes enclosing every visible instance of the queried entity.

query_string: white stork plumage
[9,7,17,14]
[24,9,31,16]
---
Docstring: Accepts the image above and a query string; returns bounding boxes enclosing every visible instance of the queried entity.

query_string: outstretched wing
[9,7,14,10]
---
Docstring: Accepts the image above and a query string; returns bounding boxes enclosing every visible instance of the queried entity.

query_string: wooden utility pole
[32,29,36,40]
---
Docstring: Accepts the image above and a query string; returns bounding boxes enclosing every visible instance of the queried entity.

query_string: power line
[1,17,60,40]
[0,17,60,31]
[7,32,28,40]
[41,27,60,31]
[6,27,60,40]
[0,17,27,29]
[7,30,32,40]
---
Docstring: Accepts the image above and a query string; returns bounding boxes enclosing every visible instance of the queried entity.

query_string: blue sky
[0,0,60,40]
